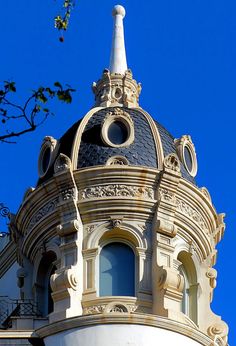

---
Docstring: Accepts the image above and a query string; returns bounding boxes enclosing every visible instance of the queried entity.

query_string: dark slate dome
[78,107,157,168]
[37,106,195,186]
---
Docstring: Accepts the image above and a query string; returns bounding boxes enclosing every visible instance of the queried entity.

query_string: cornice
[36,313,213,345]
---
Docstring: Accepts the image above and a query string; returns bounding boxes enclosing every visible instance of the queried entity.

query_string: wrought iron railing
[0,296,41,328]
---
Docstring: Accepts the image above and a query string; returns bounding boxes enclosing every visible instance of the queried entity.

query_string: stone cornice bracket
[158,266,184,299]
[92,69,141,108]
[207,321,229,346]
[214,213,226,244]
[57,220,80,237]
[157,219,177,238]
[155,154,181,238]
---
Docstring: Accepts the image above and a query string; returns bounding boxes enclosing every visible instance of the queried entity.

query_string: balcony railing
[0,296,41,328]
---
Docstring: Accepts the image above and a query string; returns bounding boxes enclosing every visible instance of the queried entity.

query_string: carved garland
[80,184,154,200]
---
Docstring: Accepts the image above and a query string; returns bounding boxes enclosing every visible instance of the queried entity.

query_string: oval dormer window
[38,136,57,178]
[184,145,193,173]
[101,108,134,148]
[107,121,128,145]
[42,147,51,174]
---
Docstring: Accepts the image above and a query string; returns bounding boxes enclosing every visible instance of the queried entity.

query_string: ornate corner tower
[1,5,229,346]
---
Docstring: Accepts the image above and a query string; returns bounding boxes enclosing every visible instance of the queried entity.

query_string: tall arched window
[179,264,190,315]
[178,251,198,325]
[99,242,135,296]
[36,251,56,316]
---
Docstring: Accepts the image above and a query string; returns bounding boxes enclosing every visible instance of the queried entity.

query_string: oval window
[42,146,51,174]
[107,121,128,145]
[184,146,193,173]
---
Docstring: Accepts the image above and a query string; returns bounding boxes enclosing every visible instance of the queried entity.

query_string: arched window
[179,264,190,315]
[36,251,56,316]
[178,251,198,324]
[99,242,135,296]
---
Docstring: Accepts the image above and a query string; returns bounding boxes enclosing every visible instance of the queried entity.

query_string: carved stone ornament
[111,218,123,228]
[158,267,184,293]
[26,188,77,233]
[163,153,181,173]
[106,155,129,166]
[86,225,96,234]
[27,197,60,232]
[83,305,106,315]
[51,267,78,293]
[101,108,134,148]
[80,184,154,200]
[54,153,72,174]
[208,322,228,344]
[92,69,141,108]
[61,188,76,201]
[206,268,217,289]
[159,188,209,233]
[107,304,128,313]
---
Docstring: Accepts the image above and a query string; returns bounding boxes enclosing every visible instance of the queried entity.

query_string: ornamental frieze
[79,184,154,200]
[26,197,60,232]
[159,188,209,233]
[26,188,77,233]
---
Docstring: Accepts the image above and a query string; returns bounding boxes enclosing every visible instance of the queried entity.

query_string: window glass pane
[99,242,135,296]
[184,146,192,172]
[107,121,128,145]
[42,147,51,173]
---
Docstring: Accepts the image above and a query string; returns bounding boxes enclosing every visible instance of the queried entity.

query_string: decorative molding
[37,314,214,345]
[80,184,154,200]
[101,107,134,148]
[92,69,141,108]
[61,188,76,201]
[199,187,212,204]
[106,155,129,166]
[159,188,209,232]
[163,153,181,173]
[110,217,123,229]
[207,322,228,342]
[27,197,60,232]
[86,225,96,234]
[54,153,72,174]
[206,268,217,289]
[83,305,106,315]
[26,188,77,232]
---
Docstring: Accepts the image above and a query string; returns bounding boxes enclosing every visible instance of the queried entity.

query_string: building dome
[1,5,229,346]
[37,106,196,186]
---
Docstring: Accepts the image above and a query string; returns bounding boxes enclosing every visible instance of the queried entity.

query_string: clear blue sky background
[0,0,235,343]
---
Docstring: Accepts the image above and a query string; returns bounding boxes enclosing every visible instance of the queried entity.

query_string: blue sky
[0,0,235,343]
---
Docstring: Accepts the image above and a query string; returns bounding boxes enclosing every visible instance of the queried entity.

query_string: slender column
[109,5,128,74]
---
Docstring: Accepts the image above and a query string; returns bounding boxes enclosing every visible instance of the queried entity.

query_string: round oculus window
[184,146,193,172]
[42,146,51,174]
[107,121,129,145]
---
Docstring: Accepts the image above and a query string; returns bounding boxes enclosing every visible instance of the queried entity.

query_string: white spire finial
[109,5,128,74]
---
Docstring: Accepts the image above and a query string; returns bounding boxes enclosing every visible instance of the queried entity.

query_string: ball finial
[112,5,126,18]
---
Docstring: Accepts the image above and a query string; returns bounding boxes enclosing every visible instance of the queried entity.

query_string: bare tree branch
[0,81,75,143]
